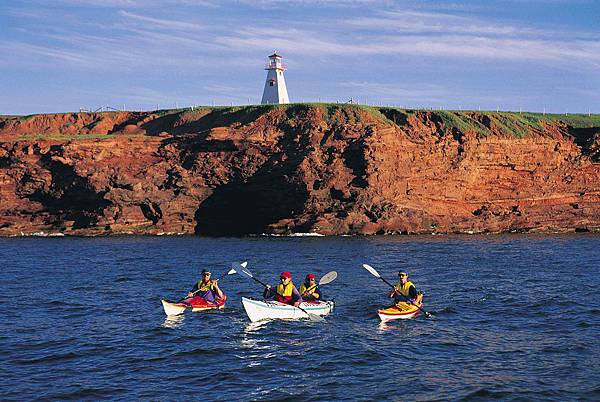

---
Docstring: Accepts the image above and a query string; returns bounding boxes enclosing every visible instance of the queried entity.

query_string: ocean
[1,234,599,401]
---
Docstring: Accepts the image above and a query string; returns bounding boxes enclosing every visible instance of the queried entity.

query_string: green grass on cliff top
[3,104,599,140]
[86,104,600,129]
[5,104,600,126]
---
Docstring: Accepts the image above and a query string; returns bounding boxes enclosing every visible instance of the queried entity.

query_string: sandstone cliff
[1,105,599,236]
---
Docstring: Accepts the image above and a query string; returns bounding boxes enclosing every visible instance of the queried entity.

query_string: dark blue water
[1,235,599,401]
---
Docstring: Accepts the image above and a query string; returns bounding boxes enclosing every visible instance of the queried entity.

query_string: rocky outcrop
[1,105,599,236]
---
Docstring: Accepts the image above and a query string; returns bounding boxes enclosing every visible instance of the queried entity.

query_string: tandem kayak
[241,297,334,322]
[161,295,226,316]
[377,294,424,322]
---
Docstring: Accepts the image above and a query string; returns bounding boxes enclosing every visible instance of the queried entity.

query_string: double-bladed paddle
[235,262,325,322]
[362,263,432,318]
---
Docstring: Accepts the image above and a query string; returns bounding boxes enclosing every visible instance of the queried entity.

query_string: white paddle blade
[308,313,325,322]
[232,262,248,274]
[319,271,338,286]
[227,268,237,275]
[362,264,381,278]
[297,306,325,322]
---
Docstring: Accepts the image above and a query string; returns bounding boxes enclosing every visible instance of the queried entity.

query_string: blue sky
[1,0,598,115]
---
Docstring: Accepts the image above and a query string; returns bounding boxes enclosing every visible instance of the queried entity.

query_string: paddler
[389,271,418,304]
[187,269,224,303]
[299,273,321,301]
[263,271,302,307]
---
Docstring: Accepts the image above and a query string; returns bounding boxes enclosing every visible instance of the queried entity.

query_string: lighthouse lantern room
[261,52,290,104]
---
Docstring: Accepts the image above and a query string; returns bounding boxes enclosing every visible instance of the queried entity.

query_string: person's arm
[389,285,399,298]
[263,285,274,299]
[301,284,315,297]
[212,280,224,299]
[292,286,302,306]
[408,285,418,301]
[187,282,199,297]
[313,287,321,300]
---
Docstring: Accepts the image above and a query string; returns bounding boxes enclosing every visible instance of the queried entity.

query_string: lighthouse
[261,52,290,104]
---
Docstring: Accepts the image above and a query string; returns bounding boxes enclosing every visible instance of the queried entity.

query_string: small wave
[470,295,488,303]
[435,306,458,315]
[257,232,325,237]
[70,286,95,291]
[49,386,126,400]
[288,232,325,237]
[15,351,80,365]
[18,231,65,237]
[460,388,509,400]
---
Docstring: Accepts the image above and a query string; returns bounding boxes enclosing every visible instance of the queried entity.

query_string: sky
[0,0,599,115]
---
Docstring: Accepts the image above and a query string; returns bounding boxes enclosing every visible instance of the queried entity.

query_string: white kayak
[241,297,334,322]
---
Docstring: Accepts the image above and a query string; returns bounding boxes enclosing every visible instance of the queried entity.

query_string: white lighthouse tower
[261,52,290,104]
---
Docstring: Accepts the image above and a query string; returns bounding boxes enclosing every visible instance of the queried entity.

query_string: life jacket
[395,281,415,297]
[195,280,218,303]
[195,280,215,293]
[276,282,294,304]
[299,282,318,296]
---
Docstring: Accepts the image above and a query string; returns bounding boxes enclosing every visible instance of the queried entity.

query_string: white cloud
[117,10,204,31]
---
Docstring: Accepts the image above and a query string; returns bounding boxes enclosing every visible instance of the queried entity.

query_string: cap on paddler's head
[280,271,292,279]
[398,271,408,277]
[306,273,316,280]
[201,268,211,275]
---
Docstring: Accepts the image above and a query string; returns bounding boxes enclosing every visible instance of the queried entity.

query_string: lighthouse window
[269,80,275,86]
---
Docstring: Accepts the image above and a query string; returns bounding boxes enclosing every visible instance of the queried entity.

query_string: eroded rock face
[1,105,599,236]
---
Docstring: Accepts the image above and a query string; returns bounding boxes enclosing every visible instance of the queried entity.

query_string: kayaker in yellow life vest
[187,269,224,303]
[299,273,321,301]
[389,271,418,304]
[263,271,302,306]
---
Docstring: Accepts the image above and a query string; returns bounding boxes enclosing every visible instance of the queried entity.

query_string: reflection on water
[378,322,391,332]
[243,320,269,334]
[162,315,185,329]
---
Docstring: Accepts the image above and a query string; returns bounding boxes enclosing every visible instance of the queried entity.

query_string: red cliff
[1,105,599,236]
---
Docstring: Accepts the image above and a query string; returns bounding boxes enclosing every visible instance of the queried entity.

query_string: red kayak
[161,295,226,316]
[183,295,226,311]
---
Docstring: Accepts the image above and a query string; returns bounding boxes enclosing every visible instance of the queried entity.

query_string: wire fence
[77,101,596,117]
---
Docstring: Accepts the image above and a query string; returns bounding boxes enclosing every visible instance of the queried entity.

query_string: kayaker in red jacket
[389,271,418,304]
[299,273,322,301]
[263,271,302,306]
[187,269,224,303]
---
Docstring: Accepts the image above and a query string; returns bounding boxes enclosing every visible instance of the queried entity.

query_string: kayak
[377,294,424,322]
[161,295,226,316]
[241,297,334,322]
